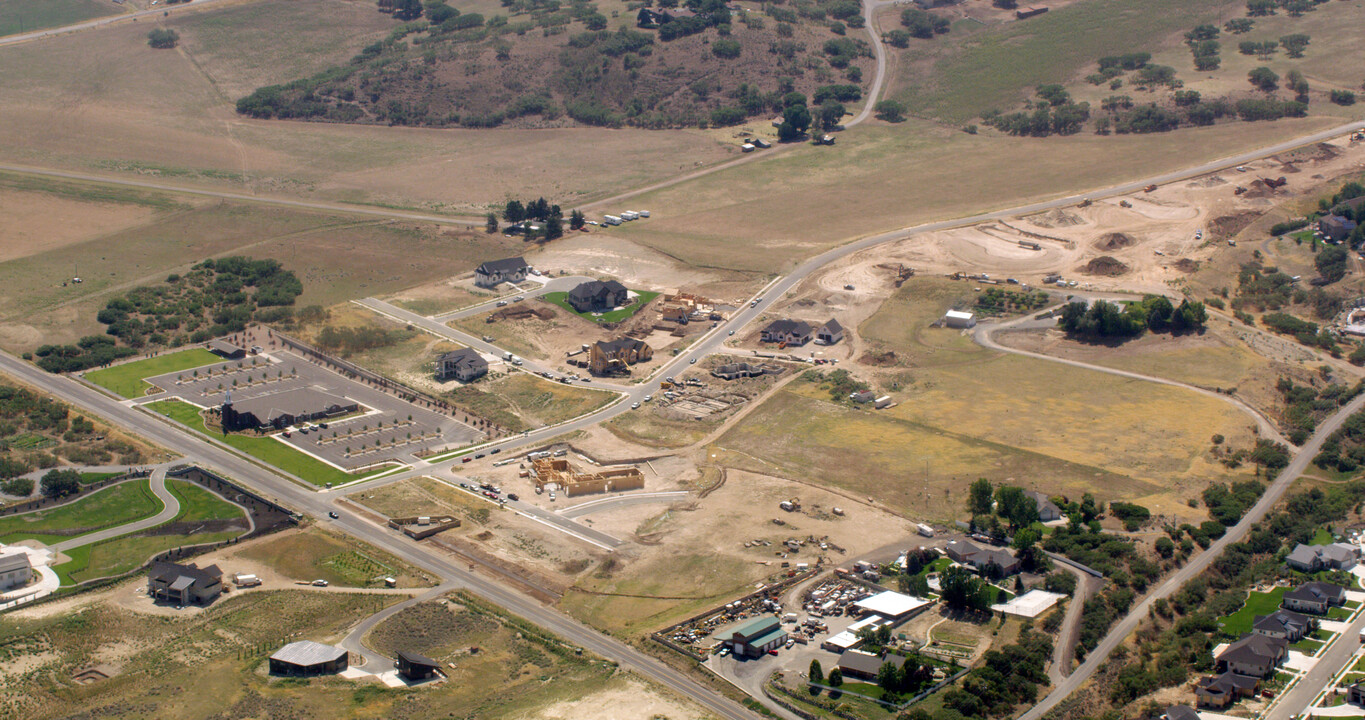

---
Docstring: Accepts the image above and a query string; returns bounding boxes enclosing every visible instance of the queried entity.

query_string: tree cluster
[1057,297,1206,339]
[503,197,566,241]
[899,7,949,39]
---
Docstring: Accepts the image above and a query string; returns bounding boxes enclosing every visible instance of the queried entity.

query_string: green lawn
[1292,638,1325,655]
[54,481,248,585]
[144,399,386,487]
[0,0,120,38]
[1329,606,1354,621]
[0,480,161,545]
[1218,587,1287,636]
[84,348,222,399]
[77,471,124,486]
[1312,527,1336,546]
[542,290,659,323]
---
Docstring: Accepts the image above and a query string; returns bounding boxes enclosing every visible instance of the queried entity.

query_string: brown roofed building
[588,337,652,376]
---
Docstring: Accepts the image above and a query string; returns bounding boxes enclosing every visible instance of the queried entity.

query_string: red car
[768,649,779,656]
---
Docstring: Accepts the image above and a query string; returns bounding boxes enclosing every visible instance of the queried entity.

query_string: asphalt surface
[0,351,759,720]
[52,466,180,552]
[1019,389,1365,720]
[1267,600,1365,720]
[340,582,459,673]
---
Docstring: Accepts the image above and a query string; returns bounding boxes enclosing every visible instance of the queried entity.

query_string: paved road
[340,582,459,673]
[1267,594,1365,720]
[0,0,239,47]
[0,350,758,720]
[973,305,1292,446]
[1019,390,1365,720]
[53,466,180,552]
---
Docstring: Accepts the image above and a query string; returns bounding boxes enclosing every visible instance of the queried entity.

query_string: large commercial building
[221,387,360,431]
[269,641,349,676]
[722,616,787,658]
[852,591,930,623]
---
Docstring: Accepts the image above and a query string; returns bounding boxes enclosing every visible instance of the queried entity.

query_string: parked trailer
[917,523,934,538]
[603,215,622,226]
[621,211,640,221]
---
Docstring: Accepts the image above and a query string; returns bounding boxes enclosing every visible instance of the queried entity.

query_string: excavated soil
[1079,256,1130,276]
[1095,232,1136,250]
[1174,258,1201,273]
[1028,208,1087,228]
[859,350,899,367]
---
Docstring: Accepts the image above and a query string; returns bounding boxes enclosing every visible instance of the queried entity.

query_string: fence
[651,565,822,661]
[0,468,150,518]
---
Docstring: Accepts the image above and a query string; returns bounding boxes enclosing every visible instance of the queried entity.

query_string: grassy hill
[235,0,874,129]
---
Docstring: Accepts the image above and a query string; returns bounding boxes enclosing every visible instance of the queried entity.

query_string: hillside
[235,0,875,130]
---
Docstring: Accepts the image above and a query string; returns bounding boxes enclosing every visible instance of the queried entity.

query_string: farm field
[235,525,432,589]
[0,480,160,545]
[83,348,222,399]
[143,399,386,487]
[0,0,119,38]
[53,479,249,585]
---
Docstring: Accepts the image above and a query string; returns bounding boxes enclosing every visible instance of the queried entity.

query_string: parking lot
[144,350,483,470]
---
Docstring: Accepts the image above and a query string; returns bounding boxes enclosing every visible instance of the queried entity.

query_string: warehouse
[722,615,788,657]
[852,591,930,623]
[269,641,349,676]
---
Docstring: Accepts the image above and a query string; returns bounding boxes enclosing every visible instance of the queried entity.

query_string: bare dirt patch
[0,191,157,263]
[1094,232,1136,251]
[519,677,714,720]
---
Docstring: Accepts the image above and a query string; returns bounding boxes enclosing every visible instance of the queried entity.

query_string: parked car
[462,457,472,463]
[475,453,486,459]
[490,448,501,454]
[328,511,339,519]
[312,579,329,587]
[507,493,519,501]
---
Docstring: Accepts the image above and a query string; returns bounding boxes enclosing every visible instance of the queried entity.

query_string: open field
[83,348,222,399]
[605,410,713,449]
[0,0,119,38]
[0,376,165,475]
[53,479,249,585]
[236,525,431,588]
[144,399,381,487]
[348,475,492,525]
[0,0,732,214]
[0,480,160,545]
[448,372,617,433]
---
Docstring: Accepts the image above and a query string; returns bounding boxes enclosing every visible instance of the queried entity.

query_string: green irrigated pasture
[0,0,120,39]
[84,348,222,398]
[541,290,659,324]
[0,480,161,545]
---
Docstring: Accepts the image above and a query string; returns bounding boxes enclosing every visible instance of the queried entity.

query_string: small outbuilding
[0,551,33,592]
[208,340,246,360]
[943,310,976,328]
[396,650,442,681]
[269,641,349,676]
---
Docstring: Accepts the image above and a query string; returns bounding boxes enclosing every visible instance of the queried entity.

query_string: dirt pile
[1174,258,1200,273]
[1079,256,1129,276]
[1187,175,1228,188]
[1028,208,1086,228]
[859,350,898,367]
[1095,233,1136,250]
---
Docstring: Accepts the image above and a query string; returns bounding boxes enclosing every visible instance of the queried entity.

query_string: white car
[631,402,640,409]
[643,395,653,402]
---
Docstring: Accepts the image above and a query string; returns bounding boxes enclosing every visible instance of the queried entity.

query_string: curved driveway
[341,582,459,673]
[53,466,180,552]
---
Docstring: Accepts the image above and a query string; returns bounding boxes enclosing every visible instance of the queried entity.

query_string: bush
[1270,218,1310,236]
[147,28,180,49]
[1,478,33,497]
[1331,90,1357,106]
[900,7,949,39]
[711,38,742,59]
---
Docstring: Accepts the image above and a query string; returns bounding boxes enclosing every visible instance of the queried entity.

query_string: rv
[603,215,622,226]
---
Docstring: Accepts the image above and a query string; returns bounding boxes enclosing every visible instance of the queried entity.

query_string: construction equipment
[1144,184,1158,193]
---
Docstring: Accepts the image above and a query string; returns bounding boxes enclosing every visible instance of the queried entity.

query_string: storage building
[722,615,787,657]
[269,641,349,676]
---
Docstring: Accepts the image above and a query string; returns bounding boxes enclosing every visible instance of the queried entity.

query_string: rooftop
[227,387,355,418]
[853,590,929,619]
[270,640,347,667]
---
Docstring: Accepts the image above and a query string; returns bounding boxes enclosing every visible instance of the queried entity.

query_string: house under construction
[530,457,644,497]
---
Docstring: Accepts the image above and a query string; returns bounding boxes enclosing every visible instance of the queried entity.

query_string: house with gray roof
[1194,673,1260,709]
[1026,491,1063,522]
[435,348,488,382]
[1251,608,1310,641]
[566,280,628,313]
[474,257,529,288]
[1285,543,1359,572]
[1320,214,1358,243]
[1215,633,1287,678]
[269,640,349,676]
[816,319,844,345]
[760,319,813,346]
[0,552,33,592]
[944,539,1020,576]
[1282,581,1347,615]
[147,561,223,606]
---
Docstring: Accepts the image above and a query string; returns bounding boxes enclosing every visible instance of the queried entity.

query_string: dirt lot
[0,190,157,263]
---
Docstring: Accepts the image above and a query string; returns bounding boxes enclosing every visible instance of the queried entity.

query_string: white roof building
[852,591,930,622]
[991,589,1066,618]
[944,310,977,329]
[821,631,861,653]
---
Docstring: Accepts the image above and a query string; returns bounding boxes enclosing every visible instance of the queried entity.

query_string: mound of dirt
[1188,175,1228,188]
[1079,256,1129,276]
[1028,208,1086,228]
[1095,232,1136,250]
[1208,213,1257,239]
[859,350,898,367]
[1174,258,1201,273]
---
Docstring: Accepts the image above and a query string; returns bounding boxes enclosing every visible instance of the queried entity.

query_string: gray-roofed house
[566,280,629,313]
[208,340,246,360]
[838,650,907,681]
[1026,491,1063,522]
[1194,673,1260,709]
[269,640,349,676]
[816,319,844,345]
[1215,633,1287,677]
[397,650,442,681]
[1320,215,1358,243]
[221,387,360,431]
[1285,543,1359,572]
[1251,609,1310,641]
[944,540,1021,576]
[724,615,788,657]
[761,319,813,346]
[435,348,488,383]
[1165,705,1203,720]
[1282,581,1348,614]
[474,257,529,288]
[0,552,33,592]
[147,561,223,606]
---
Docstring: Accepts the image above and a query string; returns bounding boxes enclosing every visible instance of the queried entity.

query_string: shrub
[875,100,906,122]
[1331,90,1357,106]
[147,28,180,49]
[711,38,742,59]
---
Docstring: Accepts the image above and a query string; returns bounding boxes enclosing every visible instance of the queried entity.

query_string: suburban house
[637,6,694,25]
[435,348,488,382]
[587,337,653,376]
[760,319,813,346]
[1282,581,1348,614]
[208,340,246,360]
[1251,609,1310,641]
[269,641,349,676]
[815,319,844,345]
[723,615,787,657]
[396,650,443,681]
[1215,633,1287,677]
[566,280,629,313]
[147,561,224,606]
[711,362,784,381]
[1025,491,1063,522]
[1194,673,1260,709]
[837,649,906,681]
[944,540,1021,576]
[474,257,529,288]
[1285,543,1359,572]
[1320,214,1358,243]
[221,387,360,431]
[0,551,33,592]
